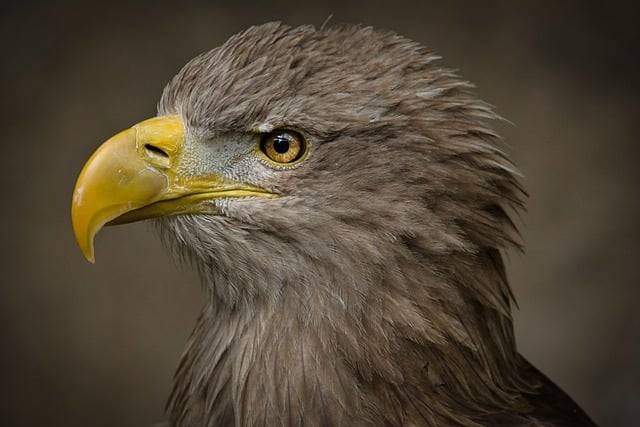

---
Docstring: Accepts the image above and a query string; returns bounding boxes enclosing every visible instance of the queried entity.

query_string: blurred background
[1,1,638,425]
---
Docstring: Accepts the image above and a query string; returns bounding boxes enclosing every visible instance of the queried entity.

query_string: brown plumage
[146,22,594,425]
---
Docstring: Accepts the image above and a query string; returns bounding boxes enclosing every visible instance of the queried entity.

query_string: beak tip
[78,238,96,264]
[71,212,96,264]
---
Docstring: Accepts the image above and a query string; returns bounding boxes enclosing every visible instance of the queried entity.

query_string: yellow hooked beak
[71,115,276,263]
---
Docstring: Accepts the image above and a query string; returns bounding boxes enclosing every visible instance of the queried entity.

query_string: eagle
[71,23,596,426]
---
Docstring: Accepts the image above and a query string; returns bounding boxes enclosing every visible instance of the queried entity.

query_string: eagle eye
[259,130,307,166]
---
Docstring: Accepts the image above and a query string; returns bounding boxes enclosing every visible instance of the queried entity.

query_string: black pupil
[272,135,290,153]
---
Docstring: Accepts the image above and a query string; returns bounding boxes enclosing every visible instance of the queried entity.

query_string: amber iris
[260,130,305,163]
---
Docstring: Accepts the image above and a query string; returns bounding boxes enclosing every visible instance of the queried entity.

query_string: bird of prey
[71,23,596,426]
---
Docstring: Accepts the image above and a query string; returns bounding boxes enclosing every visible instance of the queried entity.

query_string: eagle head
[72,22,538,426]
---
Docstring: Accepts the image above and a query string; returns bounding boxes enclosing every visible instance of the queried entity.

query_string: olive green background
[1,1,638,426]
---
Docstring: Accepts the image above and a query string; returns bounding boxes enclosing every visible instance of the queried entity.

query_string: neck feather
[166,238,535,426]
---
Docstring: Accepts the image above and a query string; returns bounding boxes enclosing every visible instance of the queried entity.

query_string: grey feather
[152,22,595,426]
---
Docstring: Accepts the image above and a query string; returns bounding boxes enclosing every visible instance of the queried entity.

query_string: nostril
[144,144,169,158]
[144,144,170,167]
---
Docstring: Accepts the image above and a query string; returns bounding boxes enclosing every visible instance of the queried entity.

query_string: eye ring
[258,129,309,167]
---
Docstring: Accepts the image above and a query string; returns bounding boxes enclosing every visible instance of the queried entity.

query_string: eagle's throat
[165,241,535,426]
